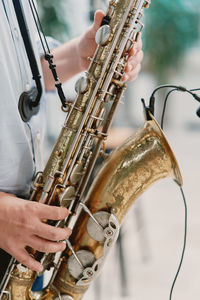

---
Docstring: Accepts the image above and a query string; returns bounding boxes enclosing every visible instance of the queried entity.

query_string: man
[0,1,143,273]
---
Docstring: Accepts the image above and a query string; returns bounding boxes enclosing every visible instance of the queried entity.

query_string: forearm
[41,10,104,91]
[41,37,83,91]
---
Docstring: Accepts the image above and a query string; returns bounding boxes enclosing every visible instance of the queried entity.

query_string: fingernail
[65,227,72,236]
[67,228,72,234]
[61,241,67,249]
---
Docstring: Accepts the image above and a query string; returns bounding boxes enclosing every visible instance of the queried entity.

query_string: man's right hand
[0,192,72,272]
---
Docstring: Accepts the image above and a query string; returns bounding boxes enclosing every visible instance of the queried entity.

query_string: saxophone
[0,0,183,299]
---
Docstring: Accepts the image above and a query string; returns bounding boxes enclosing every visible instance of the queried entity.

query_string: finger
[9,248,43,272]
[129,38,143,56]
[135,38,143,52]
[27,235,67,254]
[37,204,70,221]
[93,10,105,32]
[126,63,141,82]
[35,223,72,241]
[125,50,144,72]
[86,10,105,39]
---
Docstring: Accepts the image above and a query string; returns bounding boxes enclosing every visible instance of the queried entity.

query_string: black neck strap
[12,0,42,122]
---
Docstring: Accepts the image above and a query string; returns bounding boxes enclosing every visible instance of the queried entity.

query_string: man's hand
[0,192,71,272]
[77,10,143,82]
[43,10,143,90]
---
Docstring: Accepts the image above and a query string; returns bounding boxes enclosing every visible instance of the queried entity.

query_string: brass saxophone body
[0,0,182,299]
[52,117,182,300]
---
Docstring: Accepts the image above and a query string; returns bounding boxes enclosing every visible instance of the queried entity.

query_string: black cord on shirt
[28,0,68,108]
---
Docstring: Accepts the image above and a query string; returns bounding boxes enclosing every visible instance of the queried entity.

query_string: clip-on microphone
[13,0,42,122]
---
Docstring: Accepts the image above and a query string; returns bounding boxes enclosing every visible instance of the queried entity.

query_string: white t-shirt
[0,0,47,198]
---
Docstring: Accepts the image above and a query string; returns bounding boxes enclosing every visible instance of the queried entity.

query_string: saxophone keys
[75,75,90,94]
[137,9,144,20]
[135,31,142,42]
[59,186,76,208]
[86,211,110,242]
[96,131,108,140]
[95,24,112,46]
[70,163,84,185]
[67,249,96,280]
[143,0,151,9]
[88,107,105,128]
[109,0,117,7]
[104,83,117,102]
[112,78,126,87]
[136,19,144,31]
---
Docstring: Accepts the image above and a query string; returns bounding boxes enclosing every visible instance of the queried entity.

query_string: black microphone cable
[141,84,200,299]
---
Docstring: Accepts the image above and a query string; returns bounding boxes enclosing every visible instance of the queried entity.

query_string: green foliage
[36,0,70,42]
[143,0,200,81]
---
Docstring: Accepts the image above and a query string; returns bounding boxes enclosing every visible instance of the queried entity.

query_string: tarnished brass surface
[2,268,35,300]
[53,118,182,300]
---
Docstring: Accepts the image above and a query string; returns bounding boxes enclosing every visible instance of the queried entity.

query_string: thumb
[92,10,105,34]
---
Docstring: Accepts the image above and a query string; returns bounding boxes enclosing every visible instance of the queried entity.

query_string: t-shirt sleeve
[37,36,60,58]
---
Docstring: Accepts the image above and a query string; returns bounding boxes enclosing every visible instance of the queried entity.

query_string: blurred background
[36,1,200,299]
